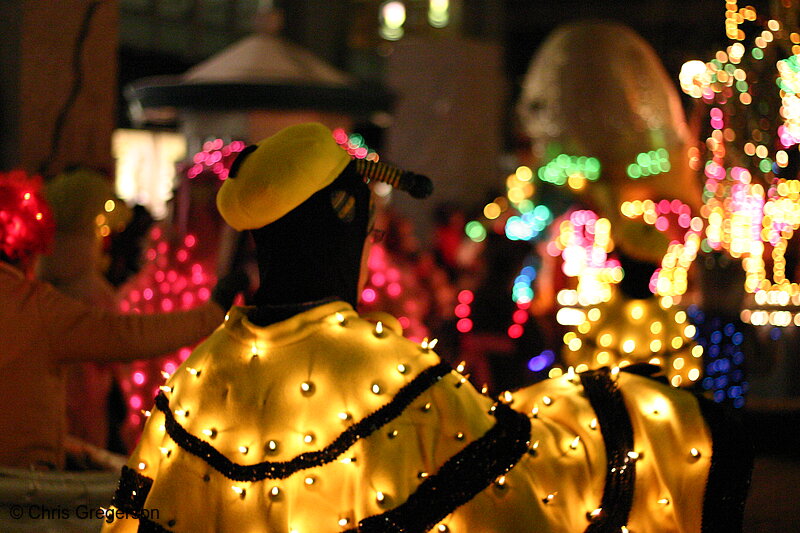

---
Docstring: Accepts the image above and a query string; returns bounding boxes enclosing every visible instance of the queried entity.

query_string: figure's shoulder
[162,301,449,440]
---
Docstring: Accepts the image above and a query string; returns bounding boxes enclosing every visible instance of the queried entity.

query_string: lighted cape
[102,302,748,533]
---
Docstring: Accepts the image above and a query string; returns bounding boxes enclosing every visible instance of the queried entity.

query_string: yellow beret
[46,168,130,235]
[216,123,352,231]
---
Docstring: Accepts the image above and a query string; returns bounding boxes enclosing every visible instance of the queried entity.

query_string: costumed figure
[104,123,750,533]
[0,170,238,470]
[516,21,708,386]
[36,167,132,455]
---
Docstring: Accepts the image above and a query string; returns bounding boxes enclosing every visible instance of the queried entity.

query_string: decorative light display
[505,206,551,242]
[379,1,406,41]
[332,129,379,162]
[378,0,452,41]
[0,170,54,263]
[620,199,704,299]
[680,1,800,327]
[626,149,671,179]
[547,210,622,309]
[117,224,216,444]
[512,265,537,305]
[537,154,601,190]
[457,166,551,347]
[428,0,450,28]
[186,139,247,181]
[560,294,704,388]
[687,305,748,408]
[112,129,187,220]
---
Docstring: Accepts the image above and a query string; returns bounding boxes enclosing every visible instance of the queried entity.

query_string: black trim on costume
[579,367,637,532]
[697,397,753,533]
[344,404,531,533]
[111,465,153,515]
[155,362,453,482]
[138,516,172,533]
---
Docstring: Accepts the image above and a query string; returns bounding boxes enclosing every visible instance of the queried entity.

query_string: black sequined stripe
[697,397,753,533]
[344,404,531,533]
[138,516,173,533]
[111,465,153,515]
[155,362,452,482]
[579,367,636,532]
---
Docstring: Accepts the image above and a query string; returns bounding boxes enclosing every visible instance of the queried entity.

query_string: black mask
[248,160,371,325]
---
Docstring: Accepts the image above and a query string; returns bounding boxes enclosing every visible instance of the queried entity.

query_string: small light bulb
[187,367,200,376]
[267,440,279,452]
[371,383,382,394]
[627,451,640,460]
[304,476,316,486]
[159,447,171,457]
[376,491,386,503]
[388,429,398,438]
[589,418,598,430]
[481,384,489,394]
[530,406,539,418]
[159,385,173,393]
[456,375,469,388]
[690,448,701,458]
[335,312,346,325]
[428,338,439,350]
[570,436,581,450]
[239,446,249,454]
[588,508,603,520]
[303,433,315,444]
[542,396,553,406]
[529,440,540,456]
[137,462,146,470]
[543,492,556,504]
[141,410,151,418]
[174,409,189,417]
[496,475,506,486]
[437,525,449,532]
[455,432,465,441]
[340,457,356,464]
[231,486,246,497]
[456,361,466,373]
[658,498,670,505]
[374,321,384,337]
[397,363,408,374]
[421,402,432,412]
[502,390,514,403]
[338,411,352,422]
[338,518,350,526]
[270,486,281,498]
[300,381,315,395]
[161,371,171,380]
[202,428,217,439]
[421,338,429,350]
[418,471,429,479]
[251,344,259,358]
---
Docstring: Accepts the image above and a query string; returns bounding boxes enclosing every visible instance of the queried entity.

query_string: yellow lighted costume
[517,21,707,378]
[103,124,750,532]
